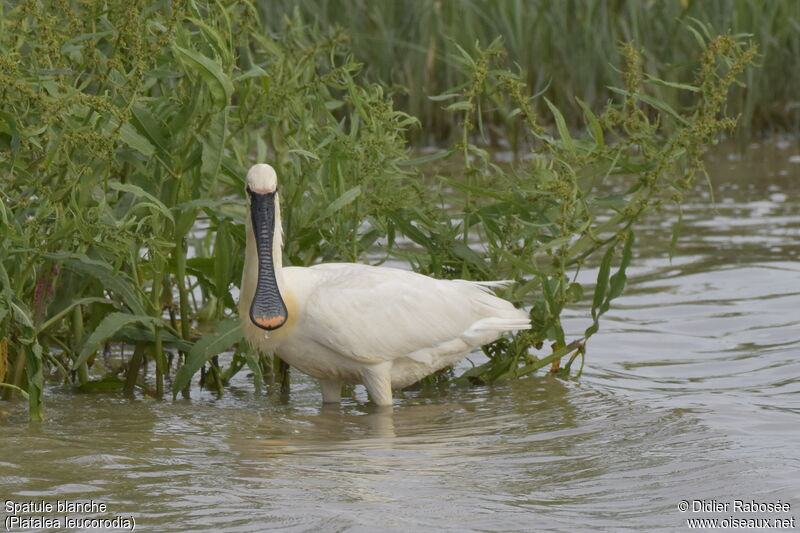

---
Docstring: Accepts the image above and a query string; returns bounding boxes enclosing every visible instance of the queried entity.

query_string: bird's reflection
[227,376,579,461]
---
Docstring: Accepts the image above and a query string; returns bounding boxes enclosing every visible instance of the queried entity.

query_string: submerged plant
[0,1,755,419]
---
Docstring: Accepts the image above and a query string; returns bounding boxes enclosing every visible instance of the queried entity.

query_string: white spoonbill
[239,163,530,406]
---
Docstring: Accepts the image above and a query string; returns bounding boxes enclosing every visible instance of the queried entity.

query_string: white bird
[239,164,530,406]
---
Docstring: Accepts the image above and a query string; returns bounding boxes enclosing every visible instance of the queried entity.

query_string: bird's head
[246,163,278,194]
[245,163,287,331]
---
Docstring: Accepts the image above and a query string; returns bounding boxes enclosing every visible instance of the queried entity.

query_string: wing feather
[301,264,526,365]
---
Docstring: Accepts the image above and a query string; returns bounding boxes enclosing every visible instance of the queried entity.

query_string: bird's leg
[363,362,393,407]
[320,379,342,404]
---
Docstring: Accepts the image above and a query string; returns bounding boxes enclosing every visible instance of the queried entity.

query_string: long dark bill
[248,189,288,331]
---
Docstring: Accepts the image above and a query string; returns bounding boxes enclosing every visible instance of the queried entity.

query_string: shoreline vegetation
[263,0,798,144]
[0,1,756,419]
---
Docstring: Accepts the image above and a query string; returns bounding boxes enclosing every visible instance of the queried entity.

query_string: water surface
[1,140,799,532]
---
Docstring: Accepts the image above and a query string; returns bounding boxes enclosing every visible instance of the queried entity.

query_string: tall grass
[0,1,755,419]
[262,0,798,143]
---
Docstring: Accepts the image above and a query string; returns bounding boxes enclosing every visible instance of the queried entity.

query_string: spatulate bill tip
[251,313,287,331]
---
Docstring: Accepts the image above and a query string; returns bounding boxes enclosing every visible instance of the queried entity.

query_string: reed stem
[72,306,88,385]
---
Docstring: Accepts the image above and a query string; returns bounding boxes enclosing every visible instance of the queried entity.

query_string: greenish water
[1,140,799,531]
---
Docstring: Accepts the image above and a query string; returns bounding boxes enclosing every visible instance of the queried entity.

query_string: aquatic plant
[258,0,795,143]
[409,35,758,383]
[0,1,755,419]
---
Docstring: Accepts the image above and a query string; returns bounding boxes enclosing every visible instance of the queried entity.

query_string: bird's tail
[474,315,531,332]
[462,313,531,347]
[457,279,515,295]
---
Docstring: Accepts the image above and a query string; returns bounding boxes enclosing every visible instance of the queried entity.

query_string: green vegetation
[263,0,797,143]
[1,1,755,419]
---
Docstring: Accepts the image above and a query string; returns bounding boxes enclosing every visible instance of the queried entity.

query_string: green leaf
[535,236,573,253]
[243,349,263,395]
[119,122,155,157]
[498,248,538,275]
[173,197,245,214]
[174,207,199,240]
[576,97,604,148]
[440,176,527,207]
[36,297,108,334]
[325,186,361,216]
[214,220,232,299]
[235,65,268,82]
[130,104,169,157]
[593,193,626,208]
[110,182,174,223]
[608,231,634,301]
[114,325,192,352]
[0,336,6,383]
[453,43,476,66]
[400,150,449,167]
[173,318,243,397]
[0,193,9,226]
[445,101,473,111]
[644,74,700,92]
[288,148,319,160]
[75,313,160,369]
[389,210,433,249]
[79,268,145,315]
[586,245,614,338]
[686,19,710,50]
[9,299,34,329]
[450,242,489,275]
[593,248,614,312]
[0,383,29,399]
[174,45,233,109]
[201,112,227,189]
[186,16,233,68]
[60,30,114,50]
[428,93,461,102]
[544,97,576,155]
[47,254,146,316]
[608,87,689,126]
[26,343,44,420]
[0,111,21,167]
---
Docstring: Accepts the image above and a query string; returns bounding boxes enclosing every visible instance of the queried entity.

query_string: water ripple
[1,141,799,530]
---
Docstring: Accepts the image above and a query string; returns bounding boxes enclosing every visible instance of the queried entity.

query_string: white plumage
[239,164,530,406]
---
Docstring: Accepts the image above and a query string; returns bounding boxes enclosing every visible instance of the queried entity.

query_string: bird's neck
[244,194,285,290]
[271,195,284,275]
